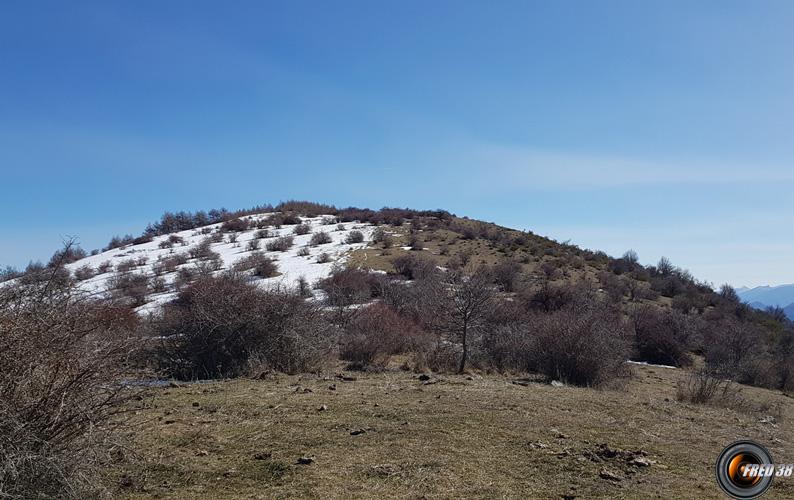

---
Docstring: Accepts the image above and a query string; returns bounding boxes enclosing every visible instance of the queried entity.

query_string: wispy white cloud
[450,142,794,191]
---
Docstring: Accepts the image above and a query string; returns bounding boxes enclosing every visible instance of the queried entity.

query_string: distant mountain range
[737,284,794,320]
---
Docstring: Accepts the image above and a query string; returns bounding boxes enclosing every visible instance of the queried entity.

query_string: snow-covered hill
[63,213,375,312]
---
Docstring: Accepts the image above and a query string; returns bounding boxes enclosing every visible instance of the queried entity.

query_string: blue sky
[1,1,793,287]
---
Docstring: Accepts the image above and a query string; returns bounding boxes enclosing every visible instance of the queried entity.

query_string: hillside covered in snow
[61,212,376,312]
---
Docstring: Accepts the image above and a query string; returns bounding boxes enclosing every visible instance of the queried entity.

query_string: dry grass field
[108,364,794,499]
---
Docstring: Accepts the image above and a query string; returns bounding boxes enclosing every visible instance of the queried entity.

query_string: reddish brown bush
[340,303,423,369]
[108,272,150,307]
[490,260,522,292]
[149,275,335,379]
[392,253,437,280]
[0,274,138,498]
[631,306,695,367]
[318,267,380,310]
[529,303,631,386]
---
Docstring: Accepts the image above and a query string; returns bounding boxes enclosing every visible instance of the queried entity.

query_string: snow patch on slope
[64,213,375,313]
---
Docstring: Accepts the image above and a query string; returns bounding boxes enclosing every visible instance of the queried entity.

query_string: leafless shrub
[703,320,776,387]
[318,267,380,309]
[281,214,302,225]
[97,261,113,274]
[340,303,423,370]
[0,275,139,498]
[220,218,250,232]
[115,259,138,273]
[18,261,71,287]
[194,252,223,274]
[188,238,215,260]
[316,252,331,264]
[254,229,271,239]
[233,252,279,278]
[108,272,150,307]
[174,267,197,290]
[481,323,534,372]
[297,246,310,257]
[153,253,188,275]
[676,369,737,405]
[74,265,96,281]
[158,234,185,250]
[631,306,695,367]
[104,234,134,251]
[150,276,168,294]
[148,275,335,379]
[0,266,21,283]
[293,224,311,235]
[392,253,437,280]
[490,259,522,292]
[372,228,393,248]
[266,236,294,252]
[246,239,261,251]
[309,231,332,246]
[510,298,632,386]
[407,233,422,250]
[521,280,594,313]
[48,245,87,267]
[336,223,346,231]
[296,276,313,298]
[345,230,365,244]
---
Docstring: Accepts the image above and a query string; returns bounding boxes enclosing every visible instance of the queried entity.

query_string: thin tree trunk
[458,322,467,374]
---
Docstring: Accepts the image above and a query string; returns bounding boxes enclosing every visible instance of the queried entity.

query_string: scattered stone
[551,380,565,388]
[630,457,653,467]
[336,374,357,382]
[296,456,314,465]
[422,379,440,385]
[192,402,200,407]
[512,379,531,387]
[168,381,181,388]
[195,450,209,456]
[253,451,272,460]
[164,419,176,425]
[222,468,238,477]
[418,374,431,381]
[350,428,367,436]
[529,442,549,449]
[118,474,134,489]
[599,469,622,482]
[328,384,337,391]
[760,415,777,425]
[317,405,328,412]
